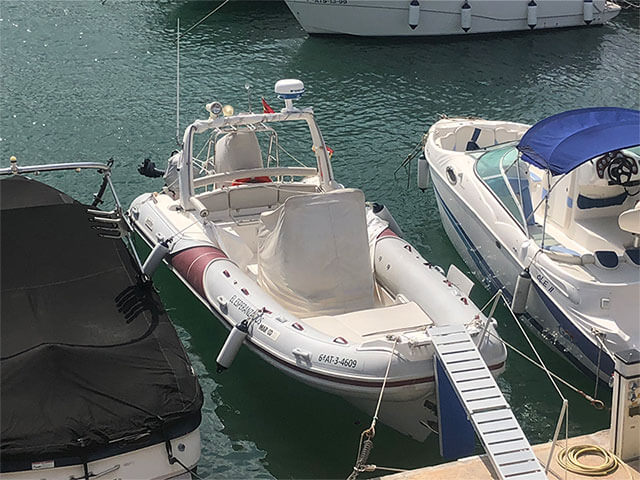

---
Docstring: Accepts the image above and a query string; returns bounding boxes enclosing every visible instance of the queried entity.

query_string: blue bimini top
[517,107,640,175]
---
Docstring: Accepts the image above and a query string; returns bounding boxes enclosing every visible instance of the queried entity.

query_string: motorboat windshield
[475,146,534,233]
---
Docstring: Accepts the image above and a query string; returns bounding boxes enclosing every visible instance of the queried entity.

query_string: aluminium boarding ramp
[431,325,546,480]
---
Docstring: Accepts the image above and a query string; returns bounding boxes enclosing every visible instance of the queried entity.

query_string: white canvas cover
[214,131,263,173]
[257,188,374,318]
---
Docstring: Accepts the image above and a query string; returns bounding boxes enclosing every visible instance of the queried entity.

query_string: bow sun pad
[517,107,640,175]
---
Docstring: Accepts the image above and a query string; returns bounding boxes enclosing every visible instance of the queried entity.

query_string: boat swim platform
[384,430,640,480]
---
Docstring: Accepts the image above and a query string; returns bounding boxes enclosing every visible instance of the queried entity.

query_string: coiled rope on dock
[482,291,637,479]
[556,444,623,477]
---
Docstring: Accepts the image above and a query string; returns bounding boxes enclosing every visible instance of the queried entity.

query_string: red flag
[261,97,275,114]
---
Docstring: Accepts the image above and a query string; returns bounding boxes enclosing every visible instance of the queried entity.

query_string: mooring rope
[346,337,399,480]
[477,290,605,410]
[483,328,604,410]
[615,0,640,8]
[177,0,232,41]
[556,444,635,478]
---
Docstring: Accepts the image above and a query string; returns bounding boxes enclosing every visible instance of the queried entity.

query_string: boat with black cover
[0,158,203,479]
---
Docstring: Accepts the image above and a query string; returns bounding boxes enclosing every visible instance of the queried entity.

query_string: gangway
[431,325,547,480]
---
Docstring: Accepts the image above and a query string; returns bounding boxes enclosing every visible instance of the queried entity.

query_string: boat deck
[385,429,639,480]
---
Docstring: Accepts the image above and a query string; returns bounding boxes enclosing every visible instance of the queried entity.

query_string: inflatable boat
[130,80,507,441]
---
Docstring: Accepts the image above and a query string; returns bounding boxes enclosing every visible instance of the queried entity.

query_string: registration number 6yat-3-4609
[318,354,357,368]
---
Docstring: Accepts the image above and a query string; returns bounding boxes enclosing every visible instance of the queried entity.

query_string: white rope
[483,326,604,408]
[347,337,399,480]
[499,290,566,399]
[371,336,398,428]
[177,0,232,41]
[276,143,309,168]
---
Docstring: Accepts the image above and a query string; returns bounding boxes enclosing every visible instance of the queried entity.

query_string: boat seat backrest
[228,184,279,214]
[196,183,320,219]
[278,183,319,203]
[257,188,374,318]
[439,132,456,150]
[494,127,521,144]
[453,126,495,151]
[571,164,632,221]
[198,190,229,216]
[214,131,263,173]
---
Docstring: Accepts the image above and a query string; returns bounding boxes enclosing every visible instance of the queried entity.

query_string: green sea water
[1,1,639,478]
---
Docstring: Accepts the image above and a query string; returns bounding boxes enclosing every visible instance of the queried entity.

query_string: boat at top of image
[0,159,203,479]
[284,0,621,37]
[422,107,640,385]
[129,79,507,442]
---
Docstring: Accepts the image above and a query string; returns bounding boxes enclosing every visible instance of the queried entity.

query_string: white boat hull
[284,0,620,36]
[130,193,506,441]
[431,172,611,382]
[3,429,201,480]
[424,115,640,385]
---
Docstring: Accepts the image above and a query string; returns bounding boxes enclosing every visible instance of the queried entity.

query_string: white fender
[527,0,537,29]
[372,203,404,237]
[511,269,532,315]
[142,241,170,277]
[584,0,594,24]
[417,155,430,190]
[216,320,249,372]
[408,0,420,29]
[461,1,472,32]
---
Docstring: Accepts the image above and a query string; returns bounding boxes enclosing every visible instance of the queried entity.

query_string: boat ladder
[430,325,546,480]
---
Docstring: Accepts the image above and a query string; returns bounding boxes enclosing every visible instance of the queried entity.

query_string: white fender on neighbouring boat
[584,0,594,24]
[527,0,537,29]
[417,154,430,191]
[408,0,420,30]
[461,1,472,32]
[511,269,532,314]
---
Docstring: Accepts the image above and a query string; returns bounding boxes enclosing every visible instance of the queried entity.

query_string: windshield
[475,146,534,231]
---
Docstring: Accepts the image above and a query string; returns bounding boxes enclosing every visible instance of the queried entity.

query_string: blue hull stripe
[432,183,613,379]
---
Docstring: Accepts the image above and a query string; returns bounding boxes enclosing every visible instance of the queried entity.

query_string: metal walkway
[431,325,546,480]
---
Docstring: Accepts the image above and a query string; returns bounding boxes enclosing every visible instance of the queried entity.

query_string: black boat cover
[0,176,203,471]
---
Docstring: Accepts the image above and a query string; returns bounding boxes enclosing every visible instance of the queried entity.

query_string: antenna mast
[176,18,181,146]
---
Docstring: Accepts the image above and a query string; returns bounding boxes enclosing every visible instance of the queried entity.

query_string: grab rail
[193,166,317,188]
[0,160,112,176]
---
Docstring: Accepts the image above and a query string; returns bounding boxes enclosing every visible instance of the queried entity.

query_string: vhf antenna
[176,18,181,146]
[245,82,252,113]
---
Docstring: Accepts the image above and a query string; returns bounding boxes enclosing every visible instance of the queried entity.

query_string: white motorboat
[0,160,202,479]
[130,79,507,441]
[423,107,640,384]
[284,0,621,37]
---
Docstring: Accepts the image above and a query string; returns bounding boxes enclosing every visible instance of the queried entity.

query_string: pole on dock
[610,349,640,462]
